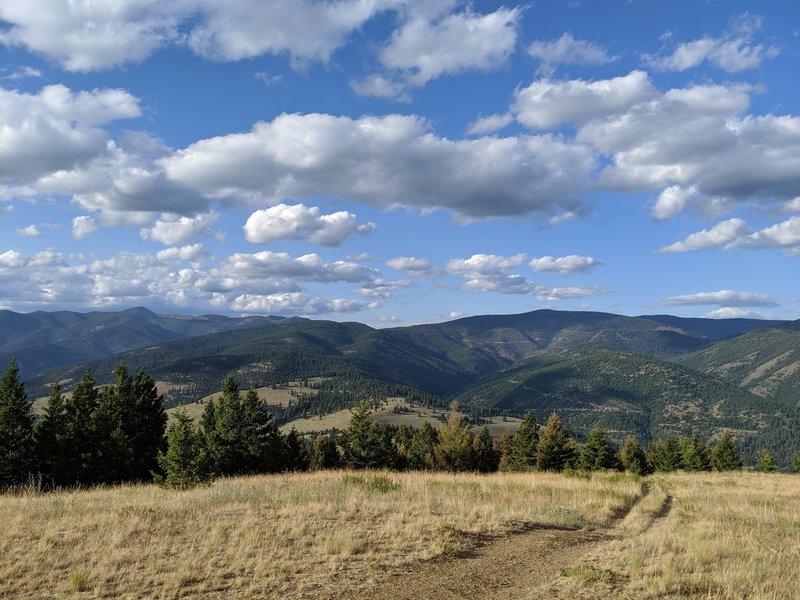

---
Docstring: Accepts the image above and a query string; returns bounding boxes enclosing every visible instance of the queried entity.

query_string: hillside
[676,320,800,405]
[0,307,288,376]
[455,349,777,457]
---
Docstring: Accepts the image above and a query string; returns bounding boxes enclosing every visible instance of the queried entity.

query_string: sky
[0,0,798,326]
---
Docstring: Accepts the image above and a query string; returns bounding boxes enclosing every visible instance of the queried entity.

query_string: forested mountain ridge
[0,307,290,376]
[676,320,800,406]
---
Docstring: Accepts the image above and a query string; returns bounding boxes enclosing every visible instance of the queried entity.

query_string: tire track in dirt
[330,484,653,600]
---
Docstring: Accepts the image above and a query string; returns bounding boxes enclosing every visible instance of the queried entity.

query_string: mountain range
[6,307,798,466]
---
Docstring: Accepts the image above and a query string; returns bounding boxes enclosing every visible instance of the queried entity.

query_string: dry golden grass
[0,470,640,599]
[547,472,800,600]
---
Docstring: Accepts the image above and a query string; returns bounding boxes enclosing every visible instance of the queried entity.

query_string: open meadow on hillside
[1,471,798,599]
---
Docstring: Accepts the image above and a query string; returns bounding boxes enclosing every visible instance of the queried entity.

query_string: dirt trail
[333,488,653,600]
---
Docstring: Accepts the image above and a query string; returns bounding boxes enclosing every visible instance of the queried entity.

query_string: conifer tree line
[1,359,797,491]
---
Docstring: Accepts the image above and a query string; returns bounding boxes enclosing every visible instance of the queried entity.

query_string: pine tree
[509,412,538,471]
[535,412,577,472]
[793,452,800,474]
[619,435,650,475]
[241,388,286,473]
[434,412,475,472]
[578,425,620,471]
[648,435,683,472]
[284,427,309,472]
[711,431,742,471]
[497,430,514,471]
[473,426,499,473]
[756,449,777,473]
[36,383,70,486]
[156,410,213,489]
[680,432,711,472]
[205,375,247,475]
[126,369,167,481]
[407,422,438,470]
[92,377,131,484]
[309,435,341,471]
[344,401,391,469]
[62,370,100,485]
[0,359,36,487]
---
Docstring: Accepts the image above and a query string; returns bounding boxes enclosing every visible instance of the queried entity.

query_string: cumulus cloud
[536,285,607,301]
[378,6,519,88]
[466,113,513,136]
[220,251,376,283]
[355,278,412,299]
[71,215,97,239]
[748,216,800,251]
[704,307,770,319]
[161,112,596,220]
[140,212,220,245]
[0,84,140,186]
[229,293,374,315]
[659,290,778,307]
[652,185,700,220]
[17,224,43,237]
[243,203,375,246]
[0,204,12,214]
[445,253,538,295]
[349,74,409,101]
[445,253,527,274]
[386,256,442,279]
[646,15,779,73]
[658,218,750,253]
[528,255,600,274]
[513,70,656,129]
[527,33,617,68]
[155,243,210,263]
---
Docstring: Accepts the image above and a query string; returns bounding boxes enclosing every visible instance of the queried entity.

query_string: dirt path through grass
[330,484,653,600]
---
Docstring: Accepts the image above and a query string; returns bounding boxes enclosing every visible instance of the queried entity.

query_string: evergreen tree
[680,432,711,472]
[536,412,577,472]
[36,383,69,486]
[309,435,341,471]
[756,449,777,473]
[284,427,309,472]
[473,426,499,473]
[648,435,683,472]
[241,388,286,473]
[61,370,100,485]
[793,452,800,474]
[578,425,620,471]
[205,375,247,475]
[711,431,742,471]
[92,378,131,484]
[156,410,213,489]
[0,359,36,487]
[497,430,514,471]
[434,412,475,472]
[344,401,391,469]
[509,413,538,471]
[126,369,167,481]
[619,435,650,475]
[407,422,438,470]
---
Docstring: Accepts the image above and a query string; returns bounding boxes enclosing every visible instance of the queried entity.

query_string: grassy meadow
[2,470,799,599]
[0,470,640,599]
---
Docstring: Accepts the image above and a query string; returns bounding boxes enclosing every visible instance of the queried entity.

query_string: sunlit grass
[0,470,640,599]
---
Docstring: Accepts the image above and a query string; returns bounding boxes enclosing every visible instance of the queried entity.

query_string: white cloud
[0,204,13,214]
[527,33,617,67]
[379,6,520,87]
[17,224,42,237]
[356,278,412,299]
[448,310,463,319]
[161,112,596,220]
[229,292,373,315]
[349,74,409,101]
[220,251,376,283]
[528,255,599,274]
[445,253,526,274]
[704,307,770,319]
[243,203,375,246]
[748,216,800,250]
[646,16,779,73]
[0,84,140,186]
[466,113,512,136]
[536,285,607,301]
[140,212,220,245]
[155,243,210,263]
[71,215,97,239]
[513,70,656,129]
[386,256,441,279]
[660,290,778,307]
[652,185,699,220]
[658,218,750,253]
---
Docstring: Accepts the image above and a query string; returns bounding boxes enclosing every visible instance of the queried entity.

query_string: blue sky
[0,0,798,325]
